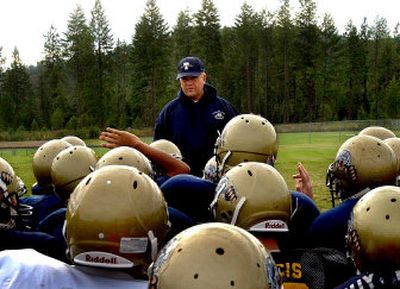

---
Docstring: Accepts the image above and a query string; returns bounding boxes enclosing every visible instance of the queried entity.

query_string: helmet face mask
[0,157,32,229]
[148,223,281,289]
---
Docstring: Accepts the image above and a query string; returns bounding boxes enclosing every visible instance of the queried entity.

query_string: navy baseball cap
[176,56,205,79]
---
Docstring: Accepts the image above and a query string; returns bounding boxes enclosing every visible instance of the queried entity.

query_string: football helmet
[347,185,400,272]
[32,139,72,185]
[51,146,98,199]
[148,222,281,289]
[215,114,277,176]
[0,157,31,229]
[150,139,182,159]
[65,165,169,273]
[61,135,86,146]
[358,126,396,140]
[326,135,397,206]
[383,137,400,174]
[210,162,291,232]
[95,146,153,176]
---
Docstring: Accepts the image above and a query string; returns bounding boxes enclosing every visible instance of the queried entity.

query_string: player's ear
[201,72,207,82]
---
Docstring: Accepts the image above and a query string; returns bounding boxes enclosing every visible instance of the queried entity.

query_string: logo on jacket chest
[212,110,225,120]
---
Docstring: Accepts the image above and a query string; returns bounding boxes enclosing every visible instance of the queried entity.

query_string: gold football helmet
[383,137,400,174]
[347,185,400,272]
[61,135,86,146]
[215,114,278,176]
[358,126,396,140]
[0,157,31,229]
[51,146,98,199]
[326,135,398,206]
[32,139,72,185]
[65,165,169,273]
[150,139,182,159]
[95,146,153,176]
[211,162,291,232]
[148,222,280,289]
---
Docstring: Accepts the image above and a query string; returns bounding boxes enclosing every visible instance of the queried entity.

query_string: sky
[1,0,400,67]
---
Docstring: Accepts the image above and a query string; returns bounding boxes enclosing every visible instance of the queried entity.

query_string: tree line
[1,0,400,133]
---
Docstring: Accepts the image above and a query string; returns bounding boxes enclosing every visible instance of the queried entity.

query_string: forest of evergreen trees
[1,0,400,133]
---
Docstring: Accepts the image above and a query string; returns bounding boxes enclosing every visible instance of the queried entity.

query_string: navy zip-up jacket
[154,83,238,177]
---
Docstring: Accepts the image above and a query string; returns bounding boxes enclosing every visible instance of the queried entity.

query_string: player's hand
[99,127,141,149]
[292,162,314,199]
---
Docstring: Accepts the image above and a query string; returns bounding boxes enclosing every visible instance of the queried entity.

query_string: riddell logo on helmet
[74,251,134,268]
[85,254,117,264]
[249,220,289,232]
[265,221,286,229]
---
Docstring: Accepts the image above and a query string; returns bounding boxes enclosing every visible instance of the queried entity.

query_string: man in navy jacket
[154,56,238,177]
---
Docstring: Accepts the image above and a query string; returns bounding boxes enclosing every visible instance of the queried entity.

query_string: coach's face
[179,72,206,102]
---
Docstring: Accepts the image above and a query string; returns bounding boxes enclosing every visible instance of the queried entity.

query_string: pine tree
[370,16,390,119]
[131,0,171,126]
[319,13,342,120]
[295,0,320,121]
[108,40,131,128]
[37,25,65,127]
[274,0,296,123]
[233,2,260,112]
[1,48,34,129]
[90,0,114,126]
[63,4,95,126]
[172,9,195,64]
[193,0,223,85]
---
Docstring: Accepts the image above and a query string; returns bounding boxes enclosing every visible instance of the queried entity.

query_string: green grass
[275,131,357,211]
[0,132,357,212]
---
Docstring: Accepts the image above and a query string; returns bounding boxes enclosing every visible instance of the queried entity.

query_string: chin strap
[148,230,158,261]
[231,197,246,225]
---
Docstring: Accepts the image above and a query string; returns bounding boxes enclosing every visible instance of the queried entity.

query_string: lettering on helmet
[86,254,117,264]
[74,251,134,269]
[249,220,289,233]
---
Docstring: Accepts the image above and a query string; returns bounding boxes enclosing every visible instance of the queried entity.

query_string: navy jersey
[272,247,356,289]
[334,270,400,289]
[154,83,238,177]
[160,174,320,234]
[308,197,360,252]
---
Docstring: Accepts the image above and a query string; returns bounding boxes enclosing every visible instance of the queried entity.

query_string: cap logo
[182,62,191,71]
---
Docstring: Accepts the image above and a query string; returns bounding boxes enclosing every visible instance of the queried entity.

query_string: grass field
[0,131,358,212]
